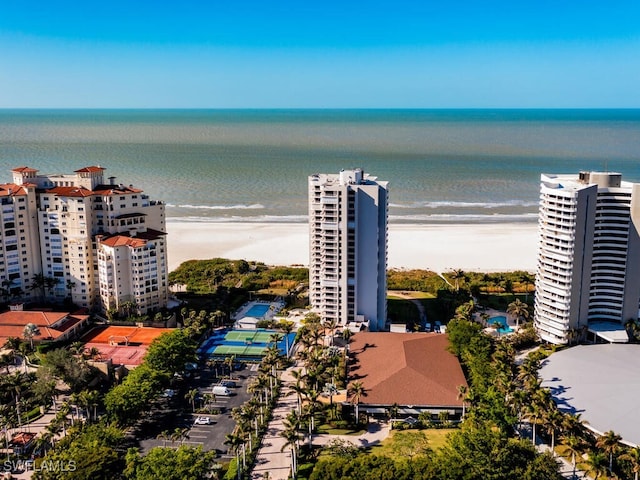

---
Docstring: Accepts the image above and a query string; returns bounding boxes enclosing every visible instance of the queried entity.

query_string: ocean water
[1,109,639,224]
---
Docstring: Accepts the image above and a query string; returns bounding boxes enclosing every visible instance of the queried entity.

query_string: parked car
[212,385,232,396]
[220,380,236,388]
[193,416,212,425]
[162,389,176,398]
[425,323,432,332]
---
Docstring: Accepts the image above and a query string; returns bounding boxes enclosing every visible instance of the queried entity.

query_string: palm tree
[519,271,534,303]
[5,373,25,426]
[596,430,622,475]
[342,328,353,344]
[542,407,565,454]
[185,388,199,412]
[269,332,283,348]
[156,430,170,448]
[278,320,295,357]
[1,278,14,302]
[457,385,468,418]
[563,435,586,479]
[224,432,244,478]
[625,318,640,343]
[83,390,100,421]
[224,355,236,378]
[507,298,530,328]
[619,446,640,480]
[121,300,137,318]
[585,451,609,480]
[171,427,189,446]
[323,318,338,346]
[524,386,551,445]
[348,380,366,424]
[65,279,76,299]
[69,392,83,423]
[30,273,47,302]
[44,276,60,300]
[288,377,307,414]
[450,269,466,292]
[281,413,301,479]
[23,323,40,350]
[454,300,475,321]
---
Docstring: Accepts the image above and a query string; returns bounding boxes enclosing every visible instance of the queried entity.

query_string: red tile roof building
[0,166,168,315]
[347,332,468,418]
[0,309,89,344]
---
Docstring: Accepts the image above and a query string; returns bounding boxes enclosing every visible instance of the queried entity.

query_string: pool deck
[231,299,285,321]
[476,308,518,336]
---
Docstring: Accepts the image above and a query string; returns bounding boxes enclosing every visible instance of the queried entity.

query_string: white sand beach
[166,220,538,273]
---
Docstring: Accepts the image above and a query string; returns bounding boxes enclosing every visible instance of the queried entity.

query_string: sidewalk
[518,423,586,480]
[251,367,298,480]
[251,364,392,480]
[3,396,73,480]
[310,419,390,448]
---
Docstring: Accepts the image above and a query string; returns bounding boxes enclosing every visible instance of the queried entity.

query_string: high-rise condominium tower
[0,166,168,315]
[308,169,388,331]
[535,171,640,344]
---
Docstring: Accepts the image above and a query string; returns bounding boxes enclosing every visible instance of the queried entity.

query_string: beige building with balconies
[1,166,168,315]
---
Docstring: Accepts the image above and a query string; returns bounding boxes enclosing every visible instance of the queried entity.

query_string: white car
[194,416,212,425]
[162,389,176,398]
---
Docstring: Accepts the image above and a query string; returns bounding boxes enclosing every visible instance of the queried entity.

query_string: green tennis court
[224,330,278,343]
[198,328,296,361]
[212,345,268,356]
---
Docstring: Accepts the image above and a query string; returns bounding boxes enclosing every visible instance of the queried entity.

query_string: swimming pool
[245,304,270,318]
[490,315,514,334]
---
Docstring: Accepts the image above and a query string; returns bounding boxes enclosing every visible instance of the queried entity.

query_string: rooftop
[0,183,29,196]
[74,166,105,173]
[98,228,166,248]
[348,332,467,407]
[0,310,89,342]
[540,344,640,447]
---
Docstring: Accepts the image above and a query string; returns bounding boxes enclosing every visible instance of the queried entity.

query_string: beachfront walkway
[389,291,427,327]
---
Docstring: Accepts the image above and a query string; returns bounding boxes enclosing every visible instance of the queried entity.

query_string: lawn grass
[388,290,436,300]
[368,428,456,458]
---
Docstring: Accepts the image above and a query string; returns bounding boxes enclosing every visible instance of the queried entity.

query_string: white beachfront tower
[308,168,388,331]
[535,171,640,344]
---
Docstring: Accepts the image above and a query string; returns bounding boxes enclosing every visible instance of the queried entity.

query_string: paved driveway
[136,362,258,455]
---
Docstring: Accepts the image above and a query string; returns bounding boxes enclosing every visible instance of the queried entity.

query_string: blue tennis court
[198,328,296,361]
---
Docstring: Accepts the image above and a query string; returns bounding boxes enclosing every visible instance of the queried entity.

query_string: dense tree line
[168,257,307,293]
[104,329,196,425]
[310,424,560,480]
[387,268,535,297]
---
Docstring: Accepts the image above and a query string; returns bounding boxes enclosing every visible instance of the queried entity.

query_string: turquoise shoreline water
[1,109,639,224]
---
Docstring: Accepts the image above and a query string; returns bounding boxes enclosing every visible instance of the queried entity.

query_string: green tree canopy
[124,446,219,480]
[32,423,125,480]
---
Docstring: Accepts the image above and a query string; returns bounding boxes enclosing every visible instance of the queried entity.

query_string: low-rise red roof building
[0,309,89,345]
[346,332,468,419]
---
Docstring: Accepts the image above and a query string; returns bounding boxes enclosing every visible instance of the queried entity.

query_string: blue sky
[1,1,639,108]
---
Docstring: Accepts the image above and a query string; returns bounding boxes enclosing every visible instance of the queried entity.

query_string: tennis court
[198,328,296,361]
[223,330,281,344]
[84,342,148,366]
[81,326,173,345]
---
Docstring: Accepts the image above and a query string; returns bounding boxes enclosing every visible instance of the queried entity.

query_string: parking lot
[135,362,259,456]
